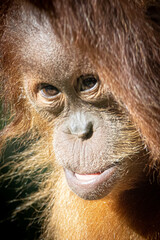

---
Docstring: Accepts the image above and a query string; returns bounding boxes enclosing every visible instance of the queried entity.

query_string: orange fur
[46,170,144,240]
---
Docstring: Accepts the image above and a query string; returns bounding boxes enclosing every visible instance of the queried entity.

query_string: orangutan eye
[39,84,60,99]
[77,75,98,92]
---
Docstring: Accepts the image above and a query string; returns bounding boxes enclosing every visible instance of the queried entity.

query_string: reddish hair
[1,0,160,160]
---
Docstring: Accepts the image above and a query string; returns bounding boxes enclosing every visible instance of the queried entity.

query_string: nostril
[77,122,93,140]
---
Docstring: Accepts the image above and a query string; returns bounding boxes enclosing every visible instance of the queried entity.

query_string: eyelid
[76,75,100,94]
[38,83,61,100]
[40,88,60,99]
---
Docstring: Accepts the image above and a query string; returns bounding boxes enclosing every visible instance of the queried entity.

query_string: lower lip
[64,166,117,200]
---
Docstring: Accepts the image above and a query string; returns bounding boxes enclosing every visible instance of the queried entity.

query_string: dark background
[0,142,41,240]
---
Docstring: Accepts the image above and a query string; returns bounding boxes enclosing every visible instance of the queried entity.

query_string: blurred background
[0,110,41,240]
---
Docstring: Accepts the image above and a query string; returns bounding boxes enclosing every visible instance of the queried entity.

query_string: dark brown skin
[0,0,160,239]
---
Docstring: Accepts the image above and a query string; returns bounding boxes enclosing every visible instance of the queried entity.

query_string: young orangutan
[0,0,160,239]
